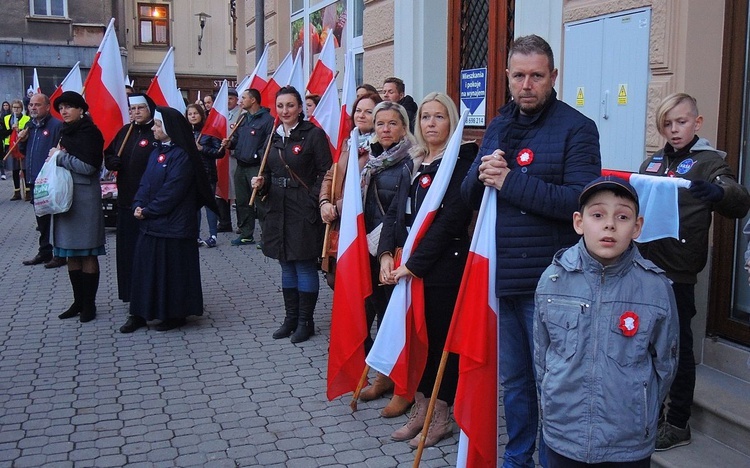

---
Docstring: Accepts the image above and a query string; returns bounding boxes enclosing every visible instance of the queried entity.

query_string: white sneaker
[0,174,6,180]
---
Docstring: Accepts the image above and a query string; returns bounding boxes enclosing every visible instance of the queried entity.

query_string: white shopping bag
[33,150,73,216]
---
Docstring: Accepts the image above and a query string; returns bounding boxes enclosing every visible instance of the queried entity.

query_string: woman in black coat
[251,86,332,344]
[120,106,217,333]
[377,92,477,448]
[186,103,224,247]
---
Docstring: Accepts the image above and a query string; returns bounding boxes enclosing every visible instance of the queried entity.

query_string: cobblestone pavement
[0,179,512,467]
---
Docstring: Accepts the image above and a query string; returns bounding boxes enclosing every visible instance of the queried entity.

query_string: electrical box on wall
[562,8,651,172]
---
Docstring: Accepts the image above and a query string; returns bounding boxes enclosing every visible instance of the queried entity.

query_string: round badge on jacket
[618,311,639,337]
[292,144,302,155]
[676,158,695,175]
[157,154,166,164]
[517,148,534,166]
[139,139,149,147]
[419,174,432,188]
[42,130,49,136]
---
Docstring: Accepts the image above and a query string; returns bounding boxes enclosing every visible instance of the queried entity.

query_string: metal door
[562,9,651,172]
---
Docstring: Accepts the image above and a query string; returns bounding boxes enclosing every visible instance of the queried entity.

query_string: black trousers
[216,197,232,230]
[546,447,650,468]
[663,282,696,429]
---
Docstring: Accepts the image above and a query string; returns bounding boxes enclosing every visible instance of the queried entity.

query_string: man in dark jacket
[18,93,65,268]
[461,35,601,468]
[382,76,418,133]
[224,88,274,246]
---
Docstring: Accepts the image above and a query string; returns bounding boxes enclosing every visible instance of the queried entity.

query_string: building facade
[0,1,116,103]
[124,0,239,103]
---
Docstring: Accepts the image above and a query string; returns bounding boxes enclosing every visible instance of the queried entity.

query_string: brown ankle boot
[359,372,394,401]
[408,398,452,448]
[391,392,426,441]
[381,394,413,418]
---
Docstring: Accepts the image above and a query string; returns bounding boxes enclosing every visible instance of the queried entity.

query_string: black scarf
[59,114,104,168]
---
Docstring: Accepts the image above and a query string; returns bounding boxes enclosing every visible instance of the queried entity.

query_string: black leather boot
[59,270,83,319]
[290,291,318,343]
[79,271,99,323]
[273,288,299,339]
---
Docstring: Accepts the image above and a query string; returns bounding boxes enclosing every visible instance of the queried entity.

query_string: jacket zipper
[643,381,649,439]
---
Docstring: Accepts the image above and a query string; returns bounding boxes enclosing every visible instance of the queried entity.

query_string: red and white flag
[32,68,41,94]
[260,52,293,118]
[307,29,335,96]
[203,80,231,200]
[445,187,499,468]
[247,43,270,94]
[327,128,373,400]
[601,169,691,242]
[288,48,306,99]
[366,110,469,398]
[50,61,83,121]
[333,50,357,163]
[310,79,340,156]
[82,18,129,147]
[146,47,186,114]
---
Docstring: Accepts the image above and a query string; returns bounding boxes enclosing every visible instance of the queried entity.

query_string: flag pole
[412,350,449,468]
[116,123,134,157]
[249,127,275,206]
[320,161,340,257]
[349,364,370,411]
[217,112,247,151]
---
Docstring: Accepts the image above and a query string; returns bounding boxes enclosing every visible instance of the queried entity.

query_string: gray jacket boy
[534,239,679,463]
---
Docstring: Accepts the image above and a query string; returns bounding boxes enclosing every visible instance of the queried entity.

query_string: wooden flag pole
[249,130,275,206]
[412,350,449,468]
[116,122,134,157]
[349,364,370,412]
[320,161,340,258]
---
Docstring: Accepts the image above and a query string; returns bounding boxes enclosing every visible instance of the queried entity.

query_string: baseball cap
[579,175,639,214]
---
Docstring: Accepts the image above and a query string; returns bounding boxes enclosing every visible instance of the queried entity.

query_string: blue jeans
[499,294,545,468]
[197,182,218,238]
[279,260,319,293]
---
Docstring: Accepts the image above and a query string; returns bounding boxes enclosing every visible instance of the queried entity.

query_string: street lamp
[196,12,211,55]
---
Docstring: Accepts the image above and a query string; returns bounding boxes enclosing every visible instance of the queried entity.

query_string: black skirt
[116,207,139,302]
[129,233,204,321]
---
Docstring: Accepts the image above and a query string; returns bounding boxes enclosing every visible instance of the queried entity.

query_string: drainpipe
[255,0,264,63]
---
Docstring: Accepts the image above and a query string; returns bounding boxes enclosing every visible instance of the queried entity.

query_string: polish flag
[333,50,357,163]
[244,43,270,95]
[83,18,129,147]
[49,61,83,121]
[307,29,335,96]
[260,52,293,118]
[309,79,340,156]
[326,128,373,400]
[33,68,41,94]
[203,80,231,200]
[236,75,251,96]
[146,47,186,114]
[600,169,691,242]
[445,187,499,468]
[366,110,469,398]
[288,48,306,99]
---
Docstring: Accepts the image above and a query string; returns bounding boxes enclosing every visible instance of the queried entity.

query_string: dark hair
[185,103,205,123]
[276,86,304,123]
[306,94,321,106]
[350,92,382,129]
[508,34,555,71]
[246,88,262,105]
[383,77,405,94]
[357,84,378,95]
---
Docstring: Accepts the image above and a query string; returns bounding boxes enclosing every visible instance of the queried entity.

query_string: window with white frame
[30,0,67,17]
[290,0,364,87]
[137,3,170,46]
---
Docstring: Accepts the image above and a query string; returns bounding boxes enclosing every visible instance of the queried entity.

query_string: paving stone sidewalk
[0,179,513,467]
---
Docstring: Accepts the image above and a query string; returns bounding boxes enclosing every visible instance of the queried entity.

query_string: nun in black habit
[104,93,157,303]
[120,106,217,333]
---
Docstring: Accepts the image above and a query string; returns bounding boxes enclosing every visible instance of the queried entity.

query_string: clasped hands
[379,253,413,285]
[477,149,510,190]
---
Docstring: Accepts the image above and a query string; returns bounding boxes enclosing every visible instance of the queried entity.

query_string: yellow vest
[3,114,30,146]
